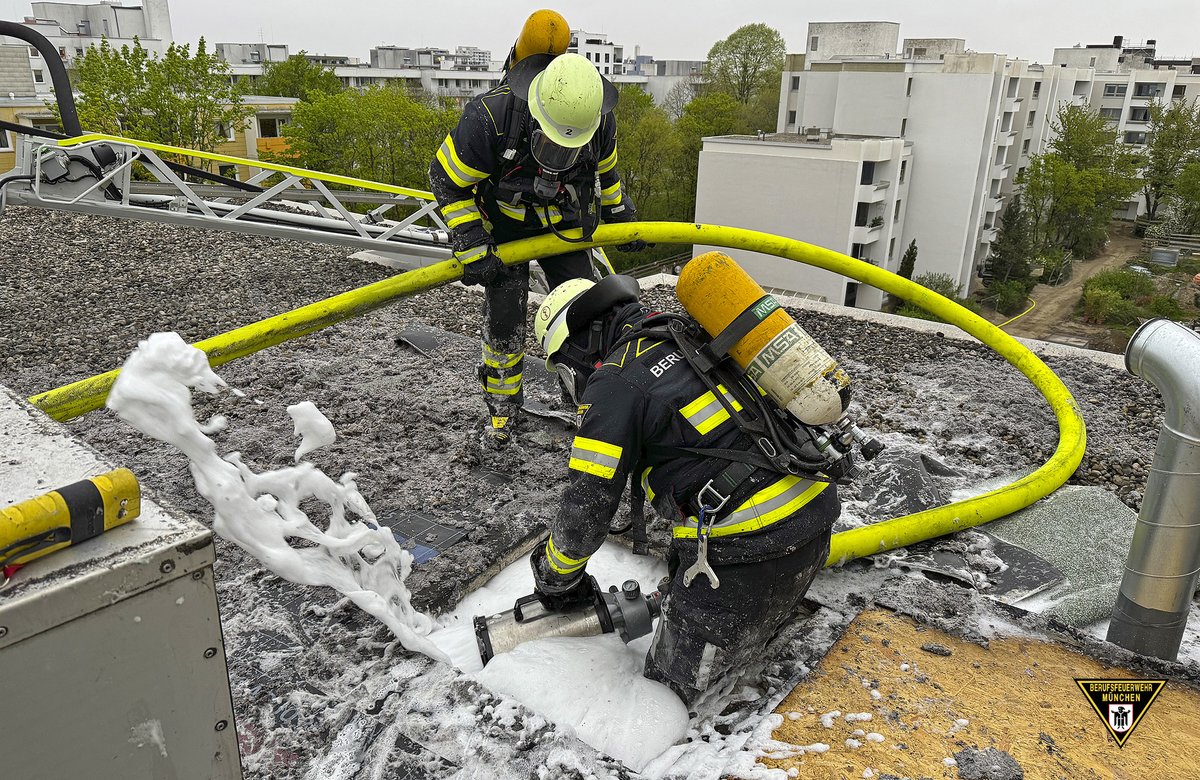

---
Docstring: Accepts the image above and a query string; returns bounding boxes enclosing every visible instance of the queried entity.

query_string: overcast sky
[3,0,1198,64]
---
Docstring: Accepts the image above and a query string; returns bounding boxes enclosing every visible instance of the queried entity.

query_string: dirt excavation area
[3,206,1199,778]
[999,224,1144,348]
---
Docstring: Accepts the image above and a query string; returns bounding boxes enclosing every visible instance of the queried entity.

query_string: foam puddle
[109,333,689,772]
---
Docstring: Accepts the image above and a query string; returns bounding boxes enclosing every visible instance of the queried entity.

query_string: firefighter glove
[460,247,504,286]
[617,239,654,253]
[530,544,598,612]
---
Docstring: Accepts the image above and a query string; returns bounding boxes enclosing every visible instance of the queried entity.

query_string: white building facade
[697,21,1200,310]
[16,0,172,95]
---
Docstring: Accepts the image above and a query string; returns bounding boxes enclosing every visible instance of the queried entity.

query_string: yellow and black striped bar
[1,468,140,568]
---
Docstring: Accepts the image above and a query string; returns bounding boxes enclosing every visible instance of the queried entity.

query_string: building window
[900,118,907,137]
[843,282,859,307]
[860,161,876,185]
[32,69,44,84]
[250,50,261,63]
[1173,85,1187,100]
[603,66,609,75]
[787,109,796,125]
[810,36,819,51]
[1032,81,1041,98]
[1017,166,1026,180]
[894,200,902,222]
[0,130,11,151]
[604,53,610,63]
[1089,57,1096,67]
[217,122,237,141]
[1128,107,1151,123]
[851,242,866,259]
[74,48,84,58]
[899,160,907,183]
[258,116,288,138]
[1134,83,1163,98]
[1124,131,1148,145]
[1102,83,1127,97]
[218,164,238,180]
[29,46,39,58]
[854,202,870,227]
[1022,138,1031,154]
[791,75,800,90]
[906,77,913,97]
[1100,107,1122,120]
[58,46,67,59]
[889,238,896,261]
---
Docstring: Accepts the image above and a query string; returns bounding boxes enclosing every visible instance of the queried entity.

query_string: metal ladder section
[0,19,452,262]
[1,132,453,261]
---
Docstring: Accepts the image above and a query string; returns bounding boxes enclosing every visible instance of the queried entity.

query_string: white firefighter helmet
[535,277,595,369]
[527,53,604,154]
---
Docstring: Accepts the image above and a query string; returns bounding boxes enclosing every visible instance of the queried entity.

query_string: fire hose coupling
[474,578,662,666]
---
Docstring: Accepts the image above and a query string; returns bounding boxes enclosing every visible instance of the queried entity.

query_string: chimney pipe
[1106,319,1200,661]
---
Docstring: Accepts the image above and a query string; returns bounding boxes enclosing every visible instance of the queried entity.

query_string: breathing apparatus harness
[494,76,603,245]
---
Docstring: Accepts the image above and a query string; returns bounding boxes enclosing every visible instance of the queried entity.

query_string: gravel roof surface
[0,206,1175,777]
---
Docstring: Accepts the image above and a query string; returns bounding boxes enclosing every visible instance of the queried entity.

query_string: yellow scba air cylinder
[514,9,571,63]
[0,468,140,569]
[676,251,851,426]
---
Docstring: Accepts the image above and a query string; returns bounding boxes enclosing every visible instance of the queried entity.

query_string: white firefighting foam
[107,332,446,662]
[108,332,691,770]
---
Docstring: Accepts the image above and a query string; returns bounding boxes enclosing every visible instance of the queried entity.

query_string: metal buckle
[695,479,730,514]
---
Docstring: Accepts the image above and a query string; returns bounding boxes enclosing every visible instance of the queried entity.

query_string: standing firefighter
[527,268,842,707]
[429,11,645,448]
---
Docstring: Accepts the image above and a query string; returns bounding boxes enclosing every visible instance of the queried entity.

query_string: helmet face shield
[530,125,581,172]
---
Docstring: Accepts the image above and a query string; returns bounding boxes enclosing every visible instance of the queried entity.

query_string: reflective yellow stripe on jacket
[680,384,743,435]
[600,181,623,207]
[441,198,480,229]
[569,436,622,480]
[546,534,590,574]
[436,136,487,188]
[598,148,618,174]
[673,475,828,538]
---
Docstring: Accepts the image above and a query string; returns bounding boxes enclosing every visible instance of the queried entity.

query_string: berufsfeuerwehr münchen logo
[1074,678,1166,747]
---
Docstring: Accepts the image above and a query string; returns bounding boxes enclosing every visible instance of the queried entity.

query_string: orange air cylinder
[676,251,851,426]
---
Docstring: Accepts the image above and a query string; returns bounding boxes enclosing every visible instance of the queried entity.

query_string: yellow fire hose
[27,223,1086,567]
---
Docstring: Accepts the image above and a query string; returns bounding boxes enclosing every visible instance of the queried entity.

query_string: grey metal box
[0,385,242,779]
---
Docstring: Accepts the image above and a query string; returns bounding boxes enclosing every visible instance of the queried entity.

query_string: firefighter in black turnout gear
[529,275,840,707]
[428,42,644,448]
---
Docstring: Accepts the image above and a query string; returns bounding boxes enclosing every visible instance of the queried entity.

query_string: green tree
[279,84,458,188]
[254,53,344,101]
[612,85,681,221]
[1023,104,1139,258]
[898,239,918,280]
[986,194,1033,286]
[672,92,749,220]
[1140,99,1200,219]
[1172,159,1200,232]
[706,23,786,105]
[66,37,252,166]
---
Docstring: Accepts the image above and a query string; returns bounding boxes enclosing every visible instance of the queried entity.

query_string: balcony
[985,196,1003,212]
[1004,96,1023,113]
[991,163,1011,180]
[856,181,890,203]
[981,226,999,243]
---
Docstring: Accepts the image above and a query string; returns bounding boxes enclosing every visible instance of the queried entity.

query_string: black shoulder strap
[500,96,527,163]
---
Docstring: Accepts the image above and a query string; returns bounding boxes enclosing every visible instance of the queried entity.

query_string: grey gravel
[0,206,1173,777]
[954,746,1025,780]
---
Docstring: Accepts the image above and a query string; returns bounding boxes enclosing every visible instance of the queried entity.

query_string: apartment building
[569,30,623,76]
[696,132,911,310]
[697,21,1200,310]
[15,0,172,95]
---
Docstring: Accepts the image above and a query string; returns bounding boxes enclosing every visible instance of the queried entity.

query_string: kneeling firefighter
[429,18,647,449]
[526,254,854,707]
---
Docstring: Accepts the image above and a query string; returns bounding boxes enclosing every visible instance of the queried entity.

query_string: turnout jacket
[428,83,634,266]
[543,307,839,585]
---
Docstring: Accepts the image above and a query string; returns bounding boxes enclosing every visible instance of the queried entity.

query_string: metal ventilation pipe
[1107,318,1200,661]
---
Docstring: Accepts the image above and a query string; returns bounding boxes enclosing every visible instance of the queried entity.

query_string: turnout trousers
[644,526,833,708]
[478,221,604,416]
